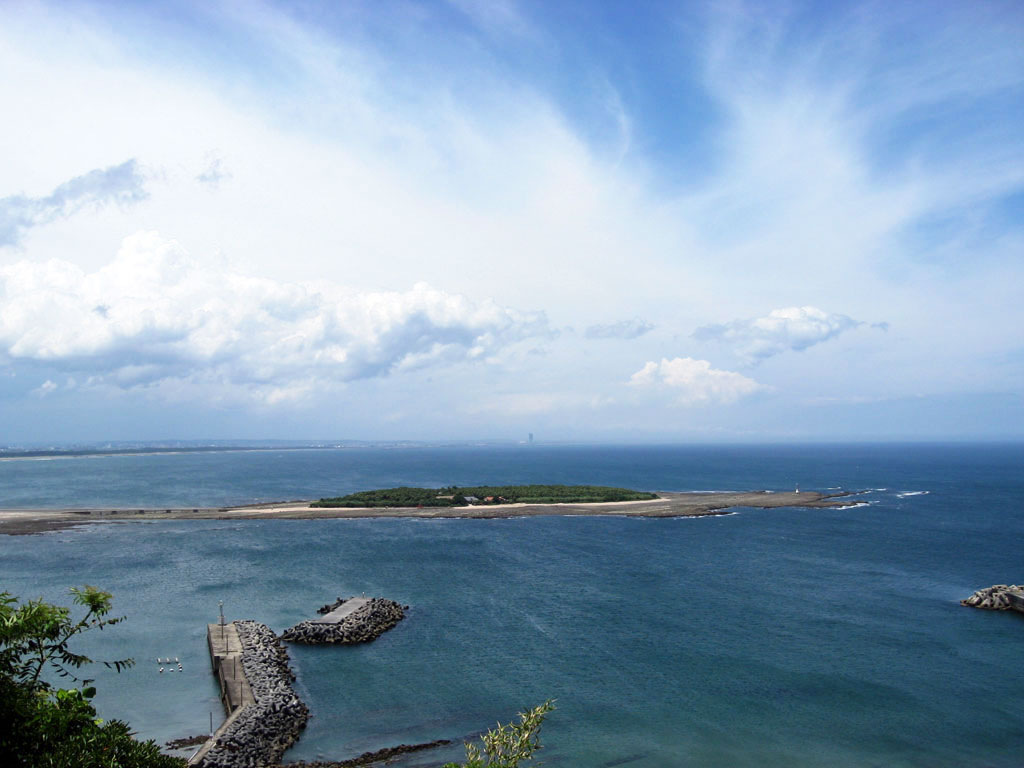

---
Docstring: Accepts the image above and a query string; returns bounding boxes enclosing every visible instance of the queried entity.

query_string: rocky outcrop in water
[281,598,406,644]
[961,584,1024,610]
[194,621,309,768]
[166,734,209,750]
[278,738,452,768]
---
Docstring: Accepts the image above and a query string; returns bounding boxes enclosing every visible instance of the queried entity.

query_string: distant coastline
[0,489,853,536]
[0,444,405,462]
[0,439,562,461]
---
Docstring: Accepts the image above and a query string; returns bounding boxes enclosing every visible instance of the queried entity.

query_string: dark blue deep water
[1,444,1022,767]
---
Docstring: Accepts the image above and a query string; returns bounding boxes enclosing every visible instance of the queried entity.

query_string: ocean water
[1,443,1022,767]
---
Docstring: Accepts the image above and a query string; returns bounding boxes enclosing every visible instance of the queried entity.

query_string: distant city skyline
[1,1,1022,442]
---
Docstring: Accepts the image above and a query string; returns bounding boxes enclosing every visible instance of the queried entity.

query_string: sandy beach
[0,490,851,535]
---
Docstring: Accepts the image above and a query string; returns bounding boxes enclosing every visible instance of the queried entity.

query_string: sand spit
[0,490,851,536]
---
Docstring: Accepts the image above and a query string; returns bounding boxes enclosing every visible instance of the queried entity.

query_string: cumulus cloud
[630,357,761,405]
[0,232,547,401]
[585,318,654,340]
[693,306,862,362]
[0,160,147,247]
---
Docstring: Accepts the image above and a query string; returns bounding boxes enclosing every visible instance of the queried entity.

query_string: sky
[1,0,1022,444]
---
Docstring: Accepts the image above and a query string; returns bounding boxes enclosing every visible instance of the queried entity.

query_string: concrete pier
[281,597,406,644]
[189,620,308,768]
[206,622,255,714]
[188,623,255,765]
[312,596,370,623]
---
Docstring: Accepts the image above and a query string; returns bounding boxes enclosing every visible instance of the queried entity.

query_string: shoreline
[0,490,853,536]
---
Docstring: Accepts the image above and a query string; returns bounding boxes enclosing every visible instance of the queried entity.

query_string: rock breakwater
[281,597,406,645]
[193,621,309,768]
[961,584,1024,610]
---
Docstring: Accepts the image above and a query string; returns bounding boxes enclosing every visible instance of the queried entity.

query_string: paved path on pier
[312,597,370,624]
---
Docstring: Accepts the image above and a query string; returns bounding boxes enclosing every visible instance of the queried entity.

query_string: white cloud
[31,379,58,398]
[0,232,547,401]
[693,306,862,362]
[585,318,654,340]
[0,2,1020,441]
[629,357,761,405]
[0,160,147,247]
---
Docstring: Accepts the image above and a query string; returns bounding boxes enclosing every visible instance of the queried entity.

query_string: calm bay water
[1,444,1022,767]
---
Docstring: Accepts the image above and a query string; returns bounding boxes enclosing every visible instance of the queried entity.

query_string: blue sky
[1,0,1022,443]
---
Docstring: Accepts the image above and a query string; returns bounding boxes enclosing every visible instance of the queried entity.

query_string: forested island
[1,489,847,534]
[312,484,659,508]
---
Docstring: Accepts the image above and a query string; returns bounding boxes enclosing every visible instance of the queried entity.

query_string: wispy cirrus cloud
[630,357,761,406]
[0,232,548,402]
[0,160,147,247]
[693,306,863,363]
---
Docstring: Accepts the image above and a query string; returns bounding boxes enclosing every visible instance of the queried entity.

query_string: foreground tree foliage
[443,701,555,768]
[314,485,657,508]
[0,586,186,768]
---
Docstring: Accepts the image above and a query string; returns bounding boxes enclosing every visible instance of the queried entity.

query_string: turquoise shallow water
[1,444,1023,766]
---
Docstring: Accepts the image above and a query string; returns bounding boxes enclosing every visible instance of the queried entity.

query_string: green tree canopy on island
[0,585,185,768]
[314,484,657,507]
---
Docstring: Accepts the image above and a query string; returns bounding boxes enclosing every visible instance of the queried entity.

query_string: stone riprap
[961,584,1024,611]
[193,621,309,768]
[281,597,406,644]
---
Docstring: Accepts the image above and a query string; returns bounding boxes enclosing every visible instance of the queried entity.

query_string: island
[312,484,660,507]
[0,487,854,535]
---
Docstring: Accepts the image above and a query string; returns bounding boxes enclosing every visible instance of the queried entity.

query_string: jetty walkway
[188,620,308,768]
[312,596,370,623]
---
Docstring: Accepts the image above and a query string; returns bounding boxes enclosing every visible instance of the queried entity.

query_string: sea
[1,443,1022,768]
